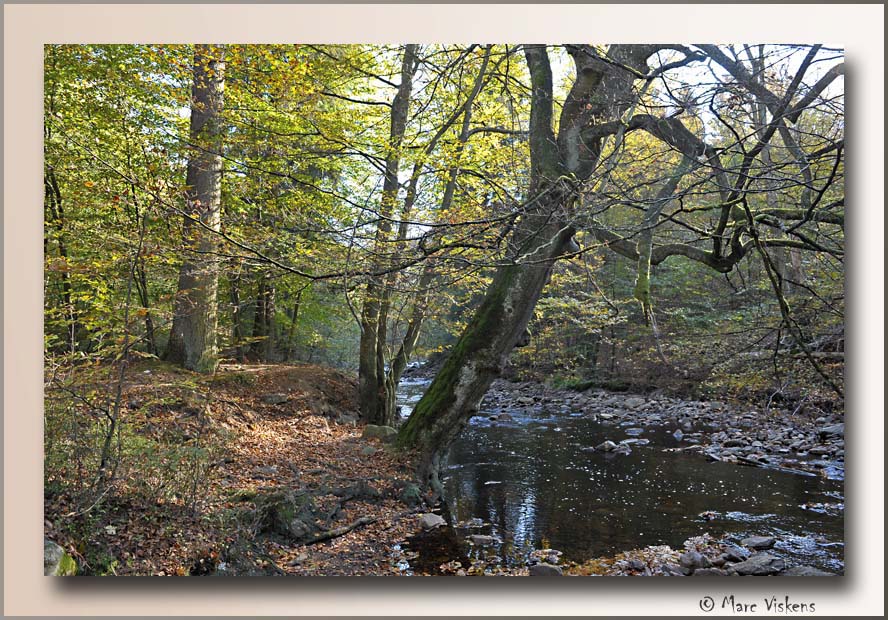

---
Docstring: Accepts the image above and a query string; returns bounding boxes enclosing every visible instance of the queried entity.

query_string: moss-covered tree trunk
[397,44,663,491]
[166,45,225,373]
[397,213,577,491]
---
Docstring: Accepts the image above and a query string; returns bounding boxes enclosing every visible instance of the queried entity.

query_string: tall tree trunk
[44,166,77,352]
[397,44,661,491]
[249,275,267,360]
[127,186,158,357]
[286,289,303,360]
[358,44,419,423]
[229,260,247,363]
[135,252,158,356]
[166,45,225,373]
[378,46,494,424]
[249,272,275,361]
[263,279,276,360]
[383,261,436,419]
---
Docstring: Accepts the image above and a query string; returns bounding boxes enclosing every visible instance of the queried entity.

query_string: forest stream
[396,378,844,575]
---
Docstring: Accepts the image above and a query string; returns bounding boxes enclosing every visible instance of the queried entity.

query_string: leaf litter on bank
[45,361,423,576]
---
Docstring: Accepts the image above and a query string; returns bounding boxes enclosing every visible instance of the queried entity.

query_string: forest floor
[45,361,429,576]
[45,360,843,577]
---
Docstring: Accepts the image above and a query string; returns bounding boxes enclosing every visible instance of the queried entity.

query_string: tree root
[303,516,378,545]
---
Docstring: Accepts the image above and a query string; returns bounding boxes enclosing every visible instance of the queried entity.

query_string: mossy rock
[361,425,398,441]
[252,490,319,541]
[398,483,423,507]
[44,539,77,576]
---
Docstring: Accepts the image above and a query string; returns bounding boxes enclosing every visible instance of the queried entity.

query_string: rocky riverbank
[407,523,838,576]
[478,379,844,479]
[566,532,836,576]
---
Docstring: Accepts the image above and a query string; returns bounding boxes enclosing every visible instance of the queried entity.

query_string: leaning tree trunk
[396,213,577,491]
[166,45,225,373]
[396,44,663,491]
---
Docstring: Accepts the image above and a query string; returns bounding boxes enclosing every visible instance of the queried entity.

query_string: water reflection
[399,380,844,572]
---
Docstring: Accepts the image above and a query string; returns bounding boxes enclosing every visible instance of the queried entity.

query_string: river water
[397,377,844,574]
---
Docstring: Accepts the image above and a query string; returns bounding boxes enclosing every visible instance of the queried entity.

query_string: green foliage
[45,43,844,435]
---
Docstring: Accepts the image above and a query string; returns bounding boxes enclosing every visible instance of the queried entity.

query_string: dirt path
[46,362,425,576]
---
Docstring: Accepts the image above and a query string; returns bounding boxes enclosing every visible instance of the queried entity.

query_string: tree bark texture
[166,45,225,373]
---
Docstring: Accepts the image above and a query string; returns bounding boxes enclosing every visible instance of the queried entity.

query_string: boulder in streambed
[720,545,749,563]
[679,551,712,572]
[728,553,785,575]
[621,438,650,446]
[818,423,844,439]
[595,440,619,452]
[692,567,729,576]
[418,513,446,531]
[528,563,563,576]
[723,438,748,448]
[741,535,776,550]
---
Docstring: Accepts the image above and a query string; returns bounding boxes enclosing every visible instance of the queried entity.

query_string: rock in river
[528,563,563,576]
[692,568,728,576]
[818,423,844,439]
[721,545,749,563]
[723,438,748,448]
[729,553,785,575]
[741,535,776,550]
[595,440,619,452]
[679,551,712,571]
